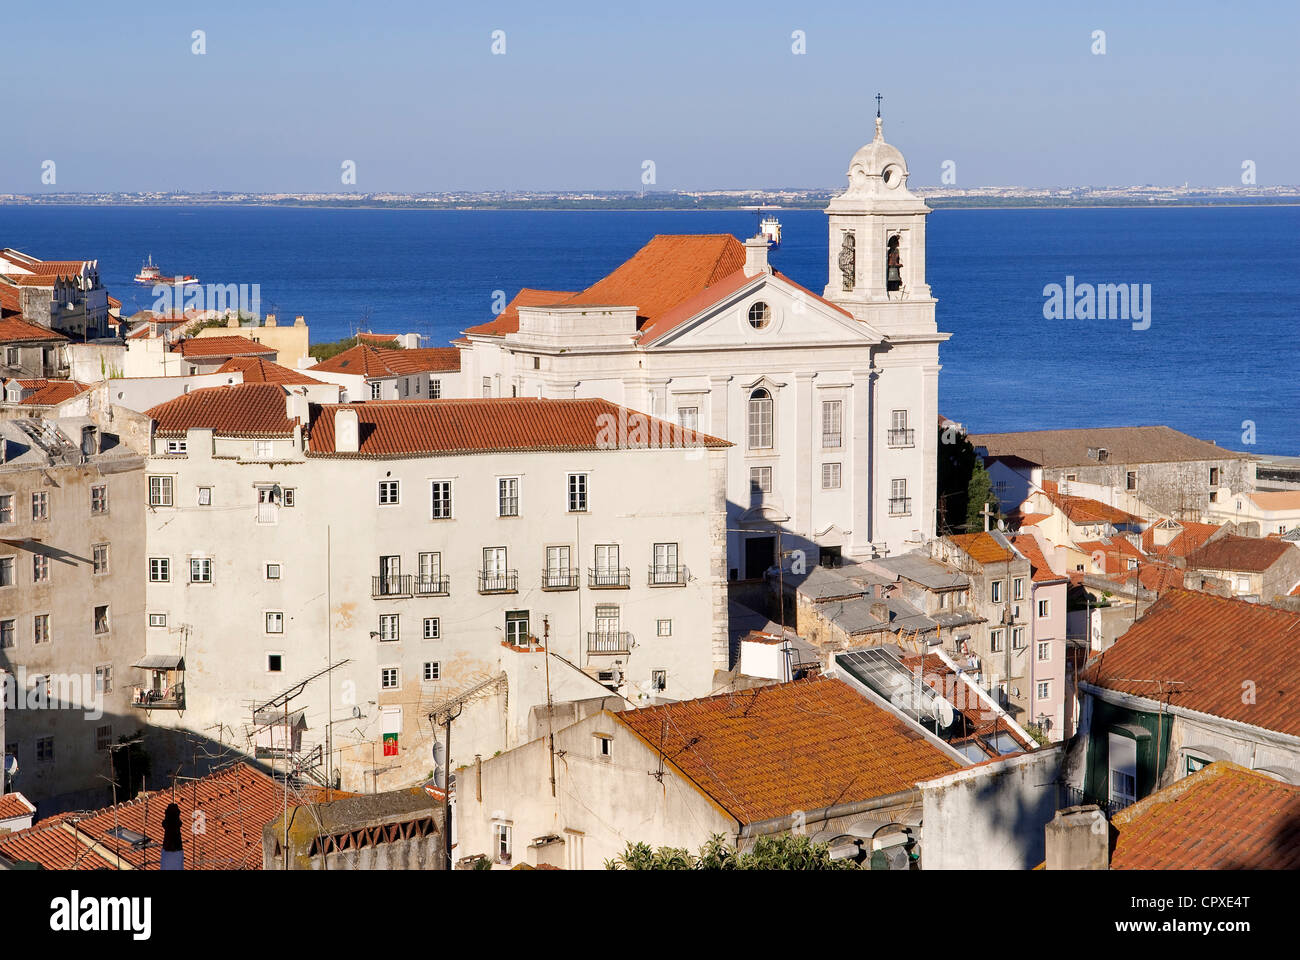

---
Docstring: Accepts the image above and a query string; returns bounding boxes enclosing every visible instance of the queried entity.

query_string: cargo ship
[134,254,198,286]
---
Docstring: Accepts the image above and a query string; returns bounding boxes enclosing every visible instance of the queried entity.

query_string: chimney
[293,315,305,327]
[226,312,240,329]
[285,392,310,427]
[870,601,889,624]
[1044,805,1110,870]
[265,313,277,328]
[744,235,772,276]
[0,437,7,464]
[333,407,360,453]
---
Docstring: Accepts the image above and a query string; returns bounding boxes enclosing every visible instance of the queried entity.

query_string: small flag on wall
[382,706,402,756]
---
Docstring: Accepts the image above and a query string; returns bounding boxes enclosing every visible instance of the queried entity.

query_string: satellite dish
[351,706,362,719]
[929,696,955,729]
[4,754,17,777]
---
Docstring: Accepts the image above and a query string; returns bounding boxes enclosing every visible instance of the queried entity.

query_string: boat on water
[134,254,199,286]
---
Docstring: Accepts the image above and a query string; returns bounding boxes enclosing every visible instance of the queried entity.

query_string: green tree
[605,833,858,870]
[965,458,998,532]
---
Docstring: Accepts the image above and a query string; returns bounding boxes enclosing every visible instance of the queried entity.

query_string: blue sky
[1,0,1295,192]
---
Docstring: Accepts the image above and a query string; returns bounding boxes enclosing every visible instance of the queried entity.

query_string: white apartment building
[457,116,948,575]
[138,383,728,793]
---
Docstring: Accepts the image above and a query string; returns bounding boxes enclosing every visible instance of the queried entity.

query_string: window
[1125,471,1137,491]
[380,667,400,690]
[149,613,167,628]
[95,664,113,695]
[190,558,212,583]
[821,400,842,447]
[36,737,54,763]
[651,669,667,691]
[369,381,382,400]
[149,558,171,582]
[1011,627,1026,650]
[1108,733,1138,807]
[96,724,113,752]
[32,554,49,583]
[1186,754,1210,777]
[652,541,680,576]
[498,477,519,517]
[657,619,672,637]
[1013,577,1023,600]
[567,473,588,513]
[747,388,773,449]
[1209,467,1219,486]
[91,484,108,515]
[418,552,442,591]
[747,301,771,329]
[423,617,440,640]
[750,465,772,495]
[889,478,909,514]
[596,735,613,760]
[1236,576,1250,593]
[0,494,11,523]
[990,629,1004,653]
[266,611,284,634]
[990,579,1004,603]
[379,614,400,642]
[430,379,442,399]
[494,823,512,864]
[677,406,699,432]
[254,440,274,459]
[423,661,441,682]
[267,654,283,673]
[196,486,212,506]
[483,546,508,580]
[545,545,572,587]
[1037,681,1051,701]
[1037,599,1050,618]
[0,556,12,587]
[149,476,174,507]
[431,480,453,519]
[593,544,621,583]
[31,492,49,521]
[166,439,188,455]
[378,480,400,505]
[1209,490,1218,503]
[0,618,13,649]
[94,605,110,635]
[93,543,109,576]
[1037,641,1051,661]
[505,610,529,646]
[482,377,492,398]
[822,462,841,489]
[266,563,281,580]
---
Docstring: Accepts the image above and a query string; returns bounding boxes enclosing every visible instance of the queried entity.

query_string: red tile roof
[377,347,461,375]
[1185,534,1295,573]
[948,532,1017,565]
[1110,763,1300,869]
[307,397,729,458]
[0,283,20,316]
[217,356,324,386]
[0,316,67,343]
[1141,520,1223,559]
[0,763,327,870]
[1010,535,1066,583]
[463,288,577,338]
[615,677,961,824]
[173,335,276,359]
[18,379,89,405]
[1040,480,1145,526]
[147,383,298,438]
[1079,589,1300,736]
[309,344,459,378]
[357,332,400,344]
[0,793,35,821]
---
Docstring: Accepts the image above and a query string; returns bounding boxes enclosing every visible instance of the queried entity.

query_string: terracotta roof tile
[972,425,1253,467]
[1010,535,1066,583]
[948,532,1016,565]
[0,793,35,820]
[1110,763,1300,869]
[1079,589,1300,736]
[615,677,960,824]
[1185,534,1295,573]
[1141,520,1223,559]
[1040,480,1145,526]
[375,347,460,375]
[147,382,297,438]
[216,356,324,386]
[463,288,577,338]
[18,380,89,405]
[0,316,67,343]
[307,397,729,458]
[173,335,276,359]
[307,342,462,378]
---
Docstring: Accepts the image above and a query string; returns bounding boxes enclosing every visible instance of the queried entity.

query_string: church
[457,116,949,577]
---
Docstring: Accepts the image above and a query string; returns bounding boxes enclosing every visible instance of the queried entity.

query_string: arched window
[886,235,902,293]
[748,388,773,450]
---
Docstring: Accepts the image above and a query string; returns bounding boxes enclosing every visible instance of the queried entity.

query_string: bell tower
[824,109,936,337]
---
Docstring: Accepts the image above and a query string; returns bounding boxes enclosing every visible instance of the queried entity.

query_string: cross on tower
[875,92,883,118]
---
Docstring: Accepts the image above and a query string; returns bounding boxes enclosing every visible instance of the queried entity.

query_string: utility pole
[430,703,463,870]
[544,617,556,798]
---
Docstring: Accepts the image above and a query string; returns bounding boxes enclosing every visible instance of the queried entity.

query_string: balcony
[478,570,519,594]
[648,564,688,587]
[372,574,412,599]
[414,576,450,597]
[889,497,912,516]
[130,683,184,711]
[588,631,633,655]
[888,428,915,448]
[541,568,580,591]
[821,432,842,449]
[588,567,630,589]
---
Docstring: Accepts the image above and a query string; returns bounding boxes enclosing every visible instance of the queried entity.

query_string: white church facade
[457,117,949,577]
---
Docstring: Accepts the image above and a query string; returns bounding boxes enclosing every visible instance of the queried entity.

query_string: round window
[747,301,772,329]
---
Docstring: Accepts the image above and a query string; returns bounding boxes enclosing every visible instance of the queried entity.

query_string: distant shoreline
[2,200,1299,212]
